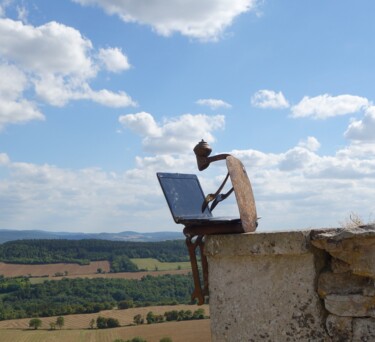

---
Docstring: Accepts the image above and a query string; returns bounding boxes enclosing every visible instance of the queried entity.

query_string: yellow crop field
[0,319,211,342]
[0,305,210,330]
[0,261,111,278]
[0,305,211,342]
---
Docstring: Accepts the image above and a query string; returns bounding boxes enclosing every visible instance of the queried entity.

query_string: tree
[146,311,155,324]
[118,299,134,309]
[56,316,64,329]
[106,317,120,328]
[164,310,178,321]
[49,322,56,330]
[89,318,95,329]
[160,338,173,342]
[133,314,144,325]
[96,316,107,329]
[29,318,42,330]
[193,308,205,319]
[126,338,147,342]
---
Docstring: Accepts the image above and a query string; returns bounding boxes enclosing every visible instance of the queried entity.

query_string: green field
[131,258,191,271]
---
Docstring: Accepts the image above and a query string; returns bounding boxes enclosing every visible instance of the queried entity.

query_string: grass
[131,258,191,271]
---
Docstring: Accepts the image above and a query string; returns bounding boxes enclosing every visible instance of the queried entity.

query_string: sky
[0,0,375,234]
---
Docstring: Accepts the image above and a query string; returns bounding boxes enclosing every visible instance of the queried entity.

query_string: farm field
[50,269,190,281]
[0,305,211,342]
[0,305,209,329]
[131,258,191,271]
[0,260,191,281]
[0,319,211,342]
[0,261,111,277]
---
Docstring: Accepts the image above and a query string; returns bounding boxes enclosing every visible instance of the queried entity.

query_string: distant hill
[0,229,183,244]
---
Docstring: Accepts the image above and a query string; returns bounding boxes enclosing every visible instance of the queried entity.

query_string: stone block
[325,294,375,317]
[206,232,329,341]
[331,258,351,273]
[318,271,372,298]
[353,318,375,341]
[311,225,375,278]
[326,314,353,341]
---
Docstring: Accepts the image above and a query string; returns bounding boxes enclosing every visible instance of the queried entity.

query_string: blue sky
[1,0,375,233]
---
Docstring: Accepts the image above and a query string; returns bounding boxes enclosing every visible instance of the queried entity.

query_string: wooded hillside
[0,239,188,267]
[0,274,194,320]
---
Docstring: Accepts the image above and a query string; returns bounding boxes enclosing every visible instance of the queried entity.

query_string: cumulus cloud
[344,106,375,142]
[298,136,321,152]
[0,155,168,232]
[196,98,232,110]
[98,47,131,73]
[251,89,289,109]
[2,132,375,232]
[73,0,260,41]
[291,94,369,119]
[119,112,225,154]
[278,147,318,171]
[0,63,44,128]
[0,17,135,127]
[0,19,95,77]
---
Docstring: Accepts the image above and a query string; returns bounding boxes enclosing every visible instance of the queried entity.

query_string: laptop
[157,172,241,226]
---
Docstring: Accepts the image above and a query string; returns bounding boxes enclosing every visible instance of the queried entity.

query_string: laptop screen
[157,173,212,223]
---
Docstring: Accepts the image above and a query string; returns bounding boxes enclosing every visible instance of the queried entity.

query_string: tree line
[0,239,188,271]
[0,274,194,320]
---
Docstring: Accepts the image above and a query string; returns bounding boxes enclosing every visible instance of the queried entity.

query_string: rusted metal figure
[193,139,230,171]
[184,140,257,305]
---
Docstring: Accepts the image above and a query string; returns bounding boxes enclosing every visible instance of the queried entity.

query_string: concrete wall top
[205,229,316,257]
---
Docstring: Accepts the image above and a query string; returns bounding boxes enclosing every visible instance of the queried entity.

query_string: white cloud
[298,136,321,152]
[291,94,369,119]
[2,133,375,232]
[196,98,232,110]
[119,112,225,154]
[0,18,135,127]
[16,5,28,22]
[0,63,44,128]
[251,89,289,109]
[73,0,260,41]
[89,89,136,107]
[98,47,131,73]
[278,147,318,171]
[344,106,375,142]
[0,152,10,164]
[0,156,169,232]
[0,19,95,77]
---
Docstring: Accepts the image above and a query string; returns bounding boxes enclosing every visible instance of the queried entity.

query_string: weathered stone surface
[311,225,375,242]
[325,294,375,317]
[311,225,375,278]
[353,318,375,342]
[326,314,353,341]
[206,232,329,341]
[363,284,375,296]
[205,230,311,257]
[331,257,351,273]
[318,271,373,298]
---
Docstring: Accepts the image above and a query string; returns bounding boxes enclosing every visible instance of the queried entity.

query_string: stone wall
[311,226,375,341]
[205,225,375,342]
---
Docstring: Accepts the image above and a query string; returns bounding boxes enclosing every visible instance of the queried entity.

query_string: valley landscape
[0,230,211,342]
